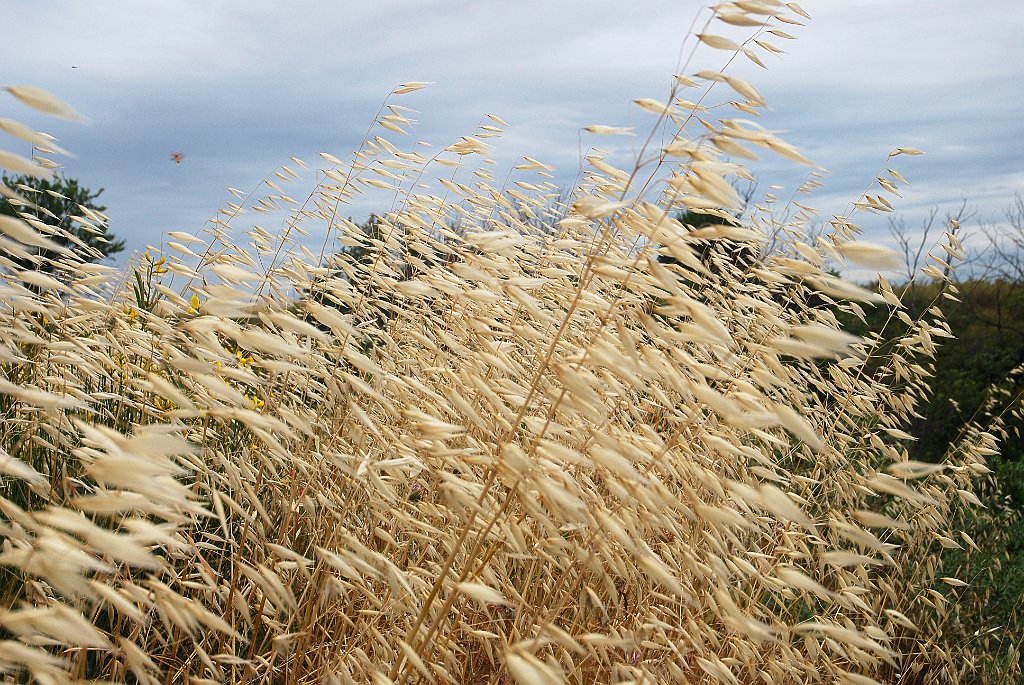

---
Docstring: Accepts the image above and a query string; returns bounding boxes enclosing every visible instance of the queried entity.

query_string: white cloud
[3,1,1021,261]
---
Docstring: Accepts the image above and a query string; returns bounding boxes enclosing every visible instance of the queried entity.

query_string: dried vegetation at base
[0,2,1020,683]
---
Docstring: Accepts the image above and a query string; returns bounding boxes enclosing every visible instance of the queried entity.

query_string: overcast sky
[4,1,1023,267]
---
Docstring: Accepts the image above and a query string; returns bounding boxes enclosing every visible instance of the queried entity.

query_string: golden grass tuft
[0,4,1020,684]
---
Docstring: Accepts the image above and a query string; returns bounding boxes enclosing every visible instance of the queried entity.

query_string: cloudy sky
[4,1,1023,267]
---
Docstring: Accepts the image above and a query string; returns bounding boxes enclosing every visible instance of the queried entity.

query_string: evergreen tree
[1,173,125,272]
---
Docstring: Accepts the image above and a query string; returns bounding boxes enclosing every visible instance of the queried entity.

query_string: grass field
[0,3,1021,683]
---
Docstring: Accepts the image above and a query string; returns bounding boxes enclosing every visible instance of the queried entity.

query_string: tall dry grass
[1,3,1020,684]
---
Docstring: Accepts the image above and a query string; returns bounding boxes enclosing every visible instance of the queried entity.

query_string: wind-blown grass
[0,3,1020,684]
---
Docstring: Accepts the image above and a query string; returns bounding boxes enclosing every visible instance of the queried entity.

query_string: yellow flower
[124,306,138,322]
[189,294,201,314]
[155,396,176,412]
[144,251,167,273]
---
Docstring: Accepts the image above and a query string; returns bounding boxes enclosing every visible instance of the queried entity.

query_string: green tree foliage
[307,214,386,317]
[343,212,385,267]
[836,275,1024,657]
[839,278,1024,468]
[657,209,758,277]
[0,173,125,271]
[305,213,445,345]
